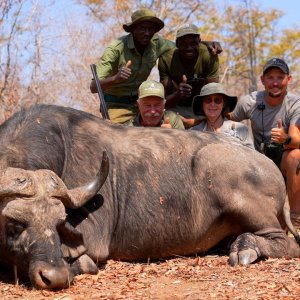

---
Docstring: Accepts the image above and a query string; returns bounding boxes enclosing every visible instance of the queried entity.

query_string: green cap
[138,80,165,99]
[123,9,164,33]
[176,23,200,39]
[192,83,237,116]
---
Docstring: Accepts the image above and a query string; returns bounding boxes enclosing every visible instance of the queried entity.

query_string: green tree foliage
[270,29,300,69]
[220,1,285,93]
[77,0,217,39]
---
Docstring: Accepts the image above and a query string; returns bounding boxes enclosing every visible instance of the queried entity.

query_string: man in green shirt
[90,8,174,124]
[158,23,220,127]
[129,80,184,129]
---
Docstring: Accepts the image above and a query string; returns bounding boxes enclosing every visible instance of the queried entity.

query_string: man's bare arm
[285,124,300,149]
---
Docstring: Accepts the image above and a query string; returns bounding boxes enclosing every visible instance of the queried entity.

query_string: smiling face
[261,67,292,100]
[202,94,224,121]
[137,96,165,127]
[176,34,200,62]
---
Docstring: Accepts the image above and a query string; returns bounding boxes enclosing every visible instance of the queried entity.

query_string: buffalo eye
[16,177,26,184]
[15,176,28,188]
[6,219,26,240]
[5,219,29,254]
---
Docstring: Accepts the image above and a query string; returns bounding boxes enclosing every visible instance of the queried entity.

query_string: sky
[47,0,299,27]
[42,0,300,35]
[221,0,299,29]
[260,1,299,29]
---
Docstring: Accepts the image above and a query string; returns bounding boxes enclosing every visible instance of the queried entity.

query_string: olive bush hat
[138,80,165,99]
[176,23,200,39]
[192,83,237,116]
[123,9,164,33]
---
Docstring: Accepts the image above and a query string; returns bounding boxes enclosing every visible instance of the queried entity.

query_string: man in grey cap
[228,57,300,231]
[90,8,174,125]
[158,23,221,127]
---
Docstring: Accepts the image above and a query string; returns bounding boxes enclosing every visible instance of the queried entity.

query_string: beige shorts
[106,103,138,124]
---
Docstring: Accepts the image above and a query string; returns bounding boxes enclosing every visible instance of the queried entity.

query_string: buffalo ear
[57,221,87,261]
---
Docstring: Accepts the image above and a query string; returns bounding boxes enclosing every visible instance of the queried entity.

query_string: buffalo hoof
[70,254,98,276]
[229,249,258,266]
[229,233,260,266]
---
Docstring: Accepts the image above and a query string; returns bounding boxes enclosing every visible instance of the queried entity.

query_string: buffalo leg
[229,228,300,266]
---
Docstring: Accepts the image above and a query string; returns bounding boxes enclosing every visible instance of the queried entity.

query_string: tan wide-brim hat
[192,83,237,116]
[123,9,164,33]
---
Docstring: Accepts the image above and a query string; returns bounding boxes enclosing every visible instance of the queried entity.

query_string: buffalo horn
[62,151,109,209]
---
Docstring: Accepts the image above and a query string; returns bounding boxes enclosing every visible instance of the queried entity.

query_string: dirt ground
[1,255,300,299]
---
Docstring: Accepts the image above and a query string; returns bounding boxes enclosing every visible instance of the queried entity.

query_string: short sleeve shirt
[190,118,254,148]
[231,91,300,150]
[130,110,185,129]
[158,43,219,106]
[96,33,175,97]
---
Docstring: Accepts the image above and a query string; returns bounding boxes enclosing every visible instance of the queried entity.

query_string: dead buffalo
[0,104,299,289]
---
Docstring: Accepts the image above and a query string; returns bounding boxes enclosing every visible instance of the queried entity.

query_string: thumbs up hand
[177,75,192,98]
[271,119,287,144]
[115,60,132,83]
[161,116,172,129]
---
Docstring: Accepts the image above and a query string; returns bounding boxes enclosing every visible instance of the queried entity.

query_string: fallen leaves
[1,256,300,299]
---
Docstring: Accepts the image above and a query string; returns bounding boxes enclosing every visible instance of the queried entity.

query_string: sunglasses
[203,97,223,105]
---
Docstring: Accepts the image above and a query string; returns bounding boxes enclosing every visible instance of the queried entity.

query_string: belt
[104,93,138,105]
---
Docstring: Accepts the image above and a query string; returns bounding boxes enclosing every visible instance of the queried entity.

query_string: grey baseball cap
[263,57,289,75]
[192,83,237,116]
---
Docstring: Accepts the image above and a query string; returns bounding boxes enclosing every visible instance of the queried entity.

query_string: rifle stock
[90,64,110,120]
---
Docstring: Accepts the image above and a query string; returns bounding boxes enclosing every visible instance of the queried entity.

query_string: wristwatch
[283,135,292,145]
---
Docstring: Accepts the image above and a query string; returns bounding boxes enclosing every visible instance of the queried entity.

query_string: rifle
[90,64,110,120]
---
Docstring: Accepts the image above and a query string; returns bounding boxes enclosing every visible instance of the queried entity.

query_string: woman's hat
[123,9,164,33]
[192,83,237,116]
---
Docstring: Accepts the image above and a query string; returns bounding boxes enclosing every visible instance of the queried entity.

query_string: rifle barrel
[91,64,110,120]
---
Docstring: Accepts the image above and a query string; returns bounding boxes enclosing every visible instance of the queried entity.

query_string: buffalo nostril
[39,270,52,287]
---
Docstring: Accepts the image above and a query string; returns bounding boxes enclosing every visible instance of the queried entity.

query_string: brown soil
[1,255,300,299]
